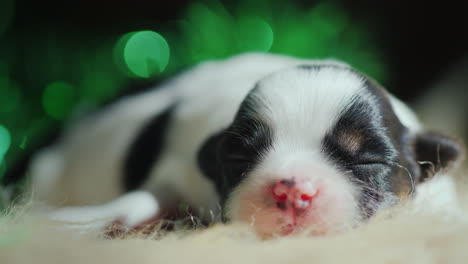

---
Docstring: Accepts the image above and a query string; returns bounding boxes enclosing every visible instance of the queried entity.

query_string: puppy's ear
[197,131,226,192]
[413,132,465,182]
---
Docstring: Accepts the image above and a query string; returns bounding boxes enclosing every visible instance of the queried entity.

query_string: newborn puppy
[3,53,463,237]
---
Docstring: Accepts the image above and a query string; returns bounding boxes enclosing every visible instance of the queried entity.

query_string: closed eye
[347,160,390,168]
[347,152,392,167]
[356,161,389,166]
[224,154,251,163]
[347,161,392,181]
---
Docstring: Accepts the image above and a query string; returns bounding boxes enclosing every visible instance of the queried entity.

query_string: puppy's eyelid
[348,160,390,167]
[225,154,248,160]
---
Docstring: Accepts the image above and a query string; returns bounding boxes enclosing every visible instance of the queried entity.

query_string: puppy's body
[7,53,462,237]
[31,54,326,206]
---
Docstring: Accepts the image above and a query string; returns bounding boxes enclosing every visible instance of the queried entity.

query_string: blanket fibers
[1,173,468,264]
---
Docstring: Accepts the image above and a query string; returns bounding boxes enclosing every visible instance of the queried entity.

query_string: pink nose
[272,179,318,210]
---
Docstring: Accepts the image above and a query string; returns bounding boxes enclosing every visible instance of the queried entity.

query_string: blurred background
[0,0,467,191]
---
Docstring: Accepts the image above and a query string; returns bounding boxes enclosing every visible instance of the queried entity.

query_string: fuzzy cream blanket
[1,172,468,264]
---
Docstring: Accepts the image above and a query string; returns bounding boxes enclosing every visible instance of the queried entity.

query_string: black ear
[414,132,465,181]
[197,131,226,196]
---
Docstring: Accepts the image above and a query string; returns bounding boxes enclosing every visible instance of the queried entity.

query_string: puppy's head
[198,64,463,237]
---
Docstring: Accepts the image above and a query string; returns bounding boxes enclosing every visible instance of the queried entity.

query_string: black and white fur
[4,53,463,236]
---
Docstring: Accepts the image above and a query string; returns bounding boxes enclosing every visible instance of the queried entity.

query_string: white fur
[48,191,159,233]
[412,174,464,219]
[257,67,364,149]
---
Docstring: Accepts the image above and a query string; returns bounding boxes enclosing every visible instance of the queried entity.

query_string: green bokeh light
[80,47,124,104]
[0,125,11,164]
[182,2,239,63]
[42,81,75,120]
[114,32,137,77]
[80,70,119,104]
[122,31,170,78]
[236,16,274,52]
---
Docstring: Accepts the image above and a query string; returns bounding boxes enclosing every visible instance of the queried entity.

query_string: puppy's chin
[224,170,361,238]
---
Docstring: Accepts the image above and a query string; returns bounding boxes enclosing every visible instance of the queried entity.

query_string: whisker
[343,170,389,197]
[387,161,415,197]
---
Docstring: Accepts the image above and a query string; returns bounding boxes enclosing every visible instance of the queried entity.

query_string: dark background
[0,0,467,182]
[6,0,467,100]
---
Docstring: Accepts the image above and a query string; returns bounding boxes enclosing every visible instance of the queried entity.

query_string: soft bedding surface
[1,173,468,264]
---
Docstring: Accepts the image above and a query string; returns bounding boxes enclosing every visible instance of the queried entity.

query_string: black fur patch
[123,104,176,191]
[321,90,400,218]
[197,90,273,207]
[322,96,398,166]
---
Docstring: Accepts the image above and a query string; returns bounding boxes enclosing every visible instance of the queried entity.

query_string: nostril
[273,181,290,202]
[300,188,319,201]
[300,194,313,201]
[273,192,288,202]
